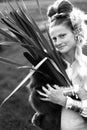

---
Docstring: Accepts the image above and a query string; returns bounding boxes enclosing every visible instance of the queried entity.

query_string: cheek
[68,35,76,45]
[71,37,76,46]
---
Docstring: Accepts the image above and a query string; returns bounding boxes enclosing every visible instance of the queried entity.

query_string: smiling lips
[56,43,66,50]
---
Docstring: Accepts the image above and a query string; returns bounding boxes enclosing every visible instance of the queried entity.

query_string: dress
[61,53,87,130]
[29,53,87,130]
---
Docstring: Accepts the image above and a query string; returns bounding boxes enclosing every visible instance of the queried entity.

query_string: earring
[74,35,82,43]
[74,35,78,41]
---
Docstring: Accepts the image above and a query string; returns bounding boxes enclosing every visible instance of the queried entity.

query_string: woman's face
[49,23,76,54]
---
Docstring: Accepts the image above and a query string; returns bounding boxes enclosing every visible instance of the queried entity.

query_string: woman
[28,0,87,130]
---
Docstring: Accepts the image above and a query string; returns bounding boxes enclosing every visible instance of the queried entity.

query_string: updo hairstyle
[47,0,73,30]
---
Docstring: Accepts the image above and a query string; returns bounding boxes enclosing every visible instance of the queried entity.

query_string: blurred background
[0,0,87,130]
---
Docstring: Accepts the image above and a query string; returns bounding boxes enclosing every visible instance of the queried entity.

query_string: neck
[62,47,76,65]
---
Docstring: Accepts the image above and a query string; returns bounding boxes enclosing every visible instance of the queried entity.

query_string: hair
[47,0,73,30]
[47,0,87,47]
[47,0,73,17]
[48,14,74,31]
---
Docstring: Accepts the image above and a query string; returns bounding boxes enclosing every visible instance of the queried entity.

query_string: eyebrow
[52,33,66,38]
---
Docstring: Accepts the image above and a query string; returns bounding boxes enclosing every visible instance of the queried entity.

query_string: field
[0,0,87,130]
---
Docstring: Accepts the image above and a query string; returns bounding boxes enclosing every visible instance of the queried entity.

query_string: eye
[59,34,66,38]
[52,37,57,42]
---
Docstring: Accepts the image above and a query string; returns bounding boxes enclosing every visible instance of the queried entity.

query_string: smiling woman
[28,0,87,130]
[0,0,87,130]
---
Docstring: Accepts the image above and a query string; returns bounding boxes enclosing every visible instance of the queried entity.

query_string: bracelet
[81,99,87,117]
[65,96,73,109]
[66,96,83,113]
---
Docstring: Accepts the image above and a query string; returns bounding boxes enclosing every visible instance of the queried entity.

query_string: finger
[46,84,53,91]
[37,90,48,97]
[42,86,50,93]
[40,97,50,101]
[53,84,59,89]
[53,84,60,90]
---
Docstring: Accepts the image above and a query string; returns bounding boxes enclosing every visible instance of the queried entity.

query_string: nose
[54,37,61,45]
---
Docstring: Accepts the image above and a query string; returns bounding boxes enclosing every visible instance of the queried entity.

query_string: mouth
[56,43,66,50]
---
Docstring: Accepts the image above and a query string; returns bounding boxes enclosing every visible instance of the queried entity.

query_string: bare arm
[37,84,87,117]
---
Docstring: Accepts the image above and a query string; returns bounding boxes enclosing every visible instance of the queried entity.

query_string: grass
[0,0,87,130]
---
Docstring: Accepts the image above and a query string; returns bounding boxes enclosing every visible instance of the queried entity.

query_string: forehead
[49,24,71,37]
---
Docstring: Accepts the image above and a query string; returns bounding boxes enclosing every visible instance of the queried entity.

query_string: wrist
[65,96,83,113]
[58,95,67,107]
[65,96,73,109]
[62,96,67,107]
[65,97,87,117]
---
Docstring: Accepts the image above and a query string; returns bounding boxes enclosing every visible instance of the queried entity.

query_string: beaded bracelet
[65,96,83,113]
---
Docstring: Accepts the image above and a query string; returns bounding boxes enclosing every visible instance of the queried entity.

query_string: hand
[37,84,67,107]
